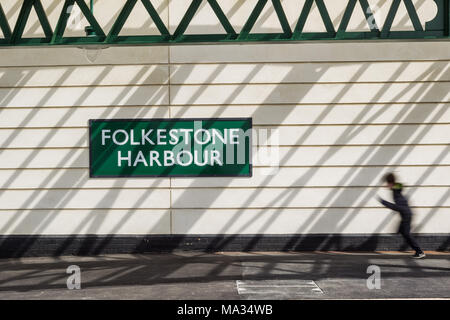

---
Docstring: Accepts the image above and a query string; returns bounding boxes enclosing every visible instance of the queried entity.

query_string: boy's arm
[377,197,401,212]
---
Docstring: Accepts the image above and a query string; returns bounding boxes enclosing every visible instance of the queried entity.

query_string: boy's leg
[399,221,423,253]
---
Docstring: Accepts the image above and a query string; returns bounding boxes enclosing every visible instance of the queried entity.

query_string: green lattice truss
[0,0,449,47]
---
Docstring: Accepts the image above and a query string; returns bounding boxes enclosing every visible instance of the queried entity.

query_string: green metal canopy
[0,0,449,47]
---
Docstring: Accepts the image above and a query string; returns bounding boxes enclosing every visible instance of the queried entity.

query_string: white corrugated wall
[0,0,448,236]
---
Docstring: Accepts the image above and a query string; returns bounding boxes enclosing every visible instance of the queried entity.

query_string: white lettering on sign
[112,129,128,145]
[101,128,241,146]
[141,129,154,145]
[100,126,246,169]
[101,129,111,145]
[115,150,224,168]
[117,150,131,167]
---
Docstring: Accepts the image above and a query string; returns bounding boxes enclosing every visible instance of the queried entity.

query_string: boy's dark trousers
[398,219,421,253]
[380,196,423,253]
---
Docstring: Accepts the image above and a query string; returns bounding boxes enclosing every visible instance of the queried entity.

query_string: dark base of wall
[0,234,448,258]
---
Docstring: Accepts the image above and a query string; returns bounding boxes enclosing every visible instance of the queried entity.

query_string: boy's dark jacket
[379,183,412,221]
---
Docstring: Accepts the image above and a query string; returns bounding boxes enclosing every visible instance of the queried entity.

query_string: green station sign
[89,118,252,178]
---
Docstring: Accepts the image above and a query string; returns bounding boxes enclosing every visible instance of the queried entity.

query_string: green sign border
[88,118,253,178]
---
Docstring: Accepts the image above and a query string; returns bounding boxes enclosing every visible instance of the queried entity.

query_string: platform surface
[0,251,448,300]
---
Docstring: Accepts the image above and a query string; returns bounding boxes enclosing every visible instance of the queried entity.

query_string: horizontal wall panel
[2,145,450,169]
[170,61,450,84]
[0,128,87,148]
[0,169,170,189]
[0,148,87,169]
[256,124,450,146]
[266,145,450,167]
[0,106,170,128]
[170,83,450,105]
[3,124,448,148]
[170,103,450,126]
[171,166,450,189]
[0,47,168,67]
[171,187,450,209]
[0,189,170,210]
[2,104,449,128]
[0,86,169,108]
[0,209,170,235]
[172,208,450,235]
[170,43,450,64]
[0,207,447,236]
[1,166,448,190]
[0,65,169,87]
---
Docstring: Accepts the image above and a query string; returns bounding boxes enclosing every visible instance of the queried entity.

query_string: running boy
[378,173,425,259]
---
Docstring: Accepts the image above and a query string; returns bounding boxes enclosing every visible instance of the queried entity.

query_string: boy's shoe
[412,252,426,259]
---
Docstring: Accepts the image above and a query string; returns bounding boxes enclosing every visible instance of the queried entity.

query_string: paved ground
[0,251,448,300]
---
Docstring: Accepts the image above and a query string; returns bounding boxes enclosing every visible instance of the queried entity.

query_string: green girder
[0,0,449,47]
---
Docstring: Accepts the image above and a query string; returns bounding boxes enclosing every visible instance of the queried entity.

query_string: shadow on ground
[0,252,448,299]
